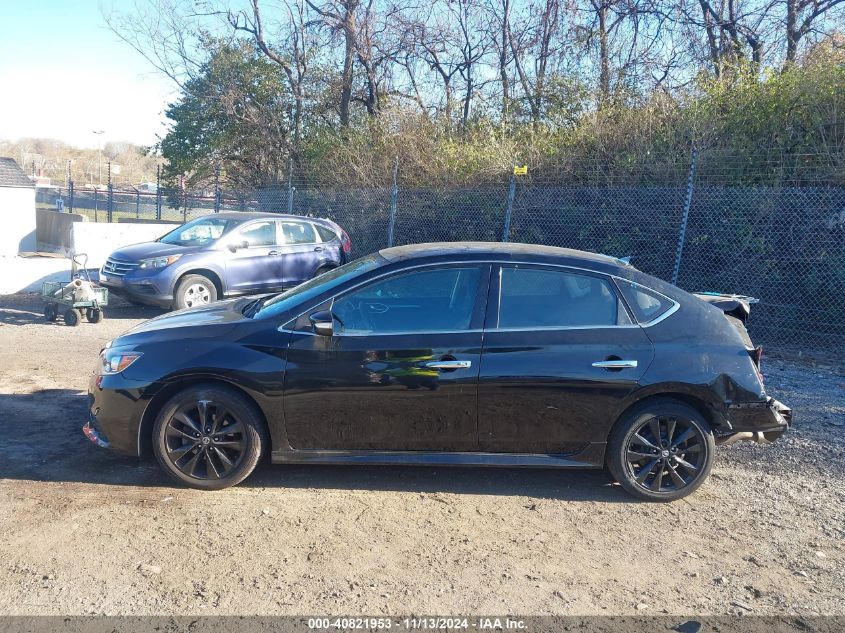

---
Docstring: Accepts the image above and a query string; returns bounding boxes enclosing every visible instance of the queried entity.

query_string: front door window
[236,221,277,247]
[332,267,482,334]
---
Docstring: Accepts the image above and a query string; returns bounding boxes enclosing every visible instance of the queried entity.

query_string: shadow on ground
[0,298,164,327]
[0,390,626,502]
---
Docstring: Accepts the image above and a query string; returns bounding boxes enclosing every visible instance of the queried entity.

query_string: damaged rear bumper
[717,397,792,446]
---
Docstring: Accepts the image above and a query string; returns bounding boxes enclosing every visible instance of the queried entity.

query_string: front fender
[129,332,291,455]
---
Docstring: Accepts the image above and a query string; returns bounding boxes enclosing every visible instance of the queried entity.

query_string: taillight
[340,229,351,254]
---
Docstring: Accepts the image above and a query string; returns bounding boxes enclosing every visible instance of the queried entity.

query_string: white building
[0,157,36,257]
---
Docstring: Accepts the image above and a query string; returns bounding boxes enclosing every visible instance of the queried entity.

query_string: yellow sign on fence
[513,165,528,176]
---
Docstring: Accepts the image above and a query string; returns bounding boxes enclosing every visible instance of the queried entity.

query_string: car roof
[379,242,631,269]
[209,212,333,224]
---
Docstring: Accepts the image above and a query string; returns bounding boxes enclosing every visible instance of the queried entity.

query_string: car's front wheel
[607,399,714,502]
[174,274,218,310]
[152,384,267,490]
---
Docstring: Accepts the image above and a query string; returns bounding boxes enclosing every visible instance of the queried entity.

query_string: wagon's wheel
[63,309,80,327]
[86,308,104,323]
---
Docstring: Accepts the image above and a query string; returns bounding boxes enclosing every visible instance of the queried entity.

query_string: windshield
[159,217,240,246]
[254,253,385,319]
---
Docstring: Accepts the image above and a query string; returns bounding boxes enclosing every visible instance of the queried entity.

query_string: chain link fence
[36,150,845,350]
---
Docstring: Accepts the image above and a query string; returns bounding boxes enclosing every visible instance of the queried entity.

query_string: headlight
[139,254,182,269]
[99,349,143,374]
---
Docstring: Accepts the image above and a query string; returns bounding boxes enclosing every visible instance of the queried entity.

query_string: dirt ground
[0,292,843,617]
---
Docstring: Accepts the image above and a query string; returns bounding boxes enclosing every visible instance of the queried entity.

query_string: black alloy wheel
[608,399,714,501]
[152,385,267,490]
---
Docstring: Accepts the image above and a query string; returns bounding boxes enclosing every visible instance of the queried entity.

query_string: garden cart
[42,253,109,326]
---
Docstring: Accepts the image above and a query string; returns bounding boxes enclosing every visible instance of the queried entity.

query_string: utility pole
[93,129,105,185]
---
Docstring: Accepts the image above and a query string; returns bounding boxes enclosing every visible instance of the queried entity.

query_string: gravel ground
[0,293,843,617]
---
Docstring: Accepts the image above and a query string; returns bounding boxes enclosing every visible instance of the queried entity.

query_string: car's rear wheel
[607,399,714,502]
[313,265,335,278]
[174,274,217,310]
[152,384,267,490]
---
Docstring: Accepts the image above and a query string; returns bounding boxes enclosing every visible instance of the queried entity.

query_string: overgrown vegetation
[103,0,845,189]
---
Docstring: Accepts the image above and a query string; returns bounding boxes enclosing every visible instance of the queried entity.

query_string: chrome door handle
[423,360,472,370]
[314,246,324,252]
[269,250,281,256]
[592,359,638,369]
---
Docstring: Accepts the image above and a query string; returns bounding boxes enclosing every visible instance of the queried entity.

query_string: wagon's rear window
[616,280,675,323]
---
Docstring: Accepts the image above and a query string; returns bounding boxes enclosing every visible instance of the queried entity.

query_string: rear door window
[496,266,625,328]
[281,221,317,245]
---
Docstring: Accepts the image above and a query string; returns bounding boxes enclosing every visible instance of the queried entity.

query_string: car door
[282,263,491,451]
[224,220,284,293]
[277,220,324,286]
[477,264,655,454]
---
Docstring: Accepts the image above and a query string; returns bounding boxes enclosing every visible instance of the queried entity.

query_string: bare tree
[485,0,514,120]
[507,0,561,123]
[574,0,679,104]
[227,0,312,155]
[103,0,216,88]
[354,0,406,115]
[305,0,362,125]
[396,5,463,124]
[785,0,845,63]
[673,0,775,77]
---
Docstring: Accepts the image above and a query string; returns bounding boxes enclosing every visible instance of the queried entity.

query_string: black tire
[152,384,268,490]
[85,308,103,323]
[607,398,715,502]
[174,274,218,310]
[313,265,335,278]
[44,304,58,322]
[63,308,80,327]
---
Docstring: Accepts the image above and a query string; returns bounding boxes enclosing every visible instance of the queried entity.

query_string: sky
[0,0,176,148]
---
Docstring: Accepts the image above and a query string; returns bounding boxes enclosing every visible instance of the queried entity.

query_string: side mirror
[309,310,334,336]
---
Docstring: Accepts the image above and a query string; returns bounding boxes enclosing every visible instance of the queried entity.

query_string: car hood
[115,298,251,345]
[108,241,209,261]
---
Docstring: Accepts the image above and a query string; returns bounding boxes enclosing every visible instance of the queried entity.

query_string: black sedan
[84,242,791,501]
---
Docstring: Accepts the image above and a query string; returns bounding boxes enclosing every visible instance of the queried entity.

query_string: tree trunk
[597,2,610,107]
[499,0,510,121]
[443,79,453,127]
[785,0,799,64]
[339,5,357,126]
[462,75,473,130]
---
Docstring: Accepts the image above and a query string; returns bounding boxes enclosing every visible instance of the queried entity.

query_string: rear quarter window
[315,224,338,243]
[616,279,675,324]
